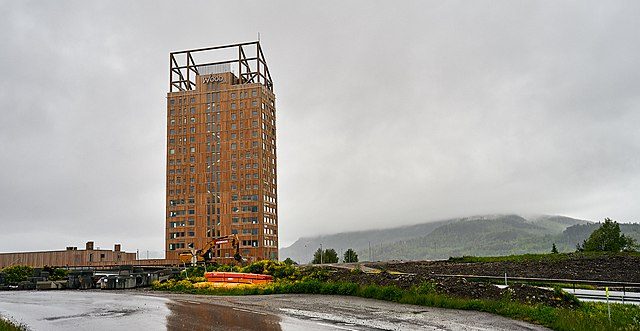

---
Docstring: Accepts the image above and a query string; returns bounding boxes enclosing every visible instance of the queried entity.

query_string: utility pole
[320,243,323,264]
[369,241,372,261]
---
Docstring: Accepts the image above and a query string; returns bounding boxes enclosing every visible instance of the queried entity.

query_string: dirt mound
[368,254,640,283]
[505,283,579,308]
[435,277,503,300]
[318,267,578,308]
[323,268,423,289]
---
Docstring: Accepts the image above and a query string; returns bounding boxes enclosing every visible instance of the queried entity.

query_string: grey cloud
[0,1,638,254]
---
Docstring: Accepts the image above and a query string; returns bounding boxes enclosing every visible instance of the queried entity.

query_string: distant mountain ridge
[279,214,609,263]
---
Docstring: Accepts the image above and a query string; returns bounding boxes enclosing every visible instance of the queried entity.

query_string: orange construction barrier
[204,272,273,284]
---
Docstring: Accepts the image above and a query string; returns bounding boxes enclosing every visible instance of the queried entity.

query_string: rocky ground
[365,253,640,282]
[320,267,579,308]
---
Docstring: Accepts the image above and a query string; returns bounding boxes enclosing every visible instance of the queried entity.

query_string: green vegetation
[152,277,640,331]
[551,243,559,254]
[343,248,358,263]
[43,266,68,281]
[283,257,296,265]
[0,317,27,331]
[577,218,638,252]
[179,260,298,281]
[1,266,33,284]
[312,248,339,264]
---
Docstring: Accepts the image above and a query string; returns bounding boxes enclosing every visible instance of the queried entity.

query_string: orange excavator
[179,234,243,266]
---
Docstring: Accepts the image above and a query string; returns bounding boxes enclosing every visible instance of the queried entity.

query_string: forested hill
[279,214,613,263]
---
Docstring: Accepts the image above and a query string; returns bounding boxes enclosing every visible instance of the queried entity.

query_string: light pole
[320,243,323,264]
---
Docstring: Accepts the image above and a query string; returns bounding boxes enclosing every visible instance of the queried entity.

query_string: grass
[0,317,27,331]
[152,279,640,331]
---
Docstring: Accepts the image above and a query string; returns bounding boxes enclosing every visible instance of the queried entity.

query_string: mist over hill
[279,214,640,263]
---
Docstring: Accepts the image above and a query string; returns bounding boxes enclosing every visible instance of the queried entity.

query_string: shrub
[2,266,33,284]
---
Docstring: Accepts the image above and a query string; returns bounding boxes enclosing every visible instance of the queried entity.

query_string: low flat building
[0,241,136,268]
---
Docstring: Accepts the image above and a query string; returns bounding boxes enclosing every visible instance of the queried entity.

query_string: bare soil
[365,254,640,282]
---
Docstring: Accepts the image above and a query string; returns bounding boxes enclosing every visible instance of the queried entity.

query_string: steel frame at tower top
[169,41,273,93]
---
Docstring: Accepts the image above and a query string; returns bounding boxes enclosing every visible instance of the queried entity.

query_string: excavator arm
[179,234,242,265]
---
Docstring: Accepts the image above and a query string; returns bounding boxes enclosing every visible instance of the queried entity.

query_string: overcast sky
[1,1,639,256]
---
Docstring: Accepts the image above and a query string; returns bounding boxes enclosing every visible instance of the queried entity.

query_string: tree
[343,248,359,263]
[324,249,339,263]
[551,243,559,254]
[578,218,638,252]
[312,248,339,264]
[312,248,323,264]
[2,265,33,284]
[283,257,297,265]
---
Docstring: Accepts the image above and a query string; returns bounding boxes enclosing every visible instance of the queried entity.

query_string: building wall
[165,71,278,263]
[0,249,136,269]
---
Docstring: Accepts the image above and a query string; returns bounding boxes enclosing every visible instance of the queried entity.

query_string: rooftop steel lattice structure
[169,41,273,92]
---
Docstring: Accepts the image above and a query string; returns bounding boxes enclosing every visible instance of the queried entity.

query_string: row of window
[169,198,195,206]
[169,231,195,239]
[168,167,195,175]
[230,90,258,99]
[168,210,195,217]
[231,205,259,213]
[169,97,196,106]
[232,217,259,224]
[264,216,276,225]
[168,219,195,228]
[231,228,259,235]
[168,243,186,250]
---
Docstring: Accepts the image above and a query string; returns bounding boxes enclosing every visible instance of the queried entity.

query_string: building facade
[165,42,278,263]
[0,242,136,268]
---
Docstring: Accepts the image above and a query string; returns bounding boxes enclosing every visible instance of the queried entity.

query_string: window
[231,113,236,120]
[231,93,236,99]
[188,231,195,237]
[231,133,237,139]
[170,99,175,105]
[231,103,237,109]
[231,124,237,130]
[190,127,196,133]
[190,107,195,113]
[190,147,195,153]
[190,117,196,123]
[252,100,258,107]
[252,90,257,97]
[252,110,258,116]
[188,219,195,225]
[231,143,237,150]
[169,149,175,155]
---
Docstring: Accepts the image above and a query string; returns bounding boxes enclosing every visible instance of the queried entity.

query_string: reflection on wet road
[0,291,350,331]
[0,291,550,330]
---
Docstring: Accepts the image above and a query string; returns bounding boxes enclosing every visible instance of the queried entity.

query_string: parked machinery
[178,234,243,266]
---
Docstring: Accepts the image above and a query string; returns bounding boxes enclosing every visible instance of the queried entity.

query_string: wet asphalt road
[0,291,549,330]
